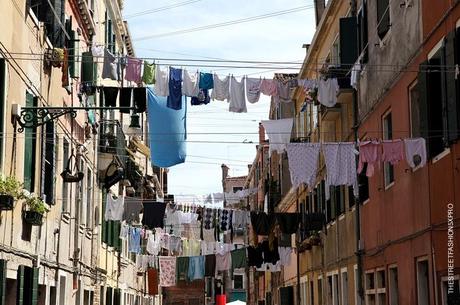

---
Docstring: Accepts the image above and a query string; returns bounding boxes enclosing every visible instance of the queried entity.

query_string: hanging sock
[317,78,339,107]
[382,139,405,165]
[102,49,118,80]
[119,87,132,113]
[154,65,169,97]
[322,142,358,200]
[211,74,230,101]
[229,76,247,113]
[125,56,143,83]
[261,118,294,156]
[199,72,214,89]
[143,61,156,84]
[404,138,427,168]
[245,77,261,103]
[357,140,381,177]
[286,143,321,189]
[259,78,278,96]
[167,67,183,110]
[182,70,199,97]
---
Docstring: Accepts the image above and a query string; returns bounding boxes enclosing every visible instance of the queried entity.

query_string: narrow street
[0,0,459,305]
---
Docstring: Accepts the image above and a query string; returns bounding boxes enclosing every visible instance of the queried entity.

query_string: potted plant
[309,232,322,246]
[0,176,25,210]
[23,195,46,226]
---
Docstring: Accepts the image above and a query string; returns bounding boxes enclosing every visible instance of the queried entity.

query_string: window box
[23,210,44,226]
[0,194,14,210]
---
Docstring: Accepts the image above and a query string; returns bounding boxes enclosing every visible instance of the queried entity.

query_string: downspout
[296,188,301,305]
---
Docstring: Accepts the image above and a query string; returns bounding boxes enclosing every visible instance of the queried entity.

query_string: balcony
[98,120,127,170]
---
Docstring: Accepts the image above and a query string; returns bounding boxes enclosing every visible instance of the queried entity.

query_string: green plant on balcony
[0,176,26,210]
[23,195,46,226]
[309,231,321,246]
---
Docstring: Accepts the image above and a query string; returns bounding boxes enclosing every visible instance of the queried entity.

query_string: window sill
[384,181,395,191]
[432,148,450,164]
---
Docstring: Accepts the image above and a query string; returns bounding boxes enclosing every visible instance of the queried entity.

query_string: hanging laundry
[216,252,232,271]
[125,57,143,83]
[231,248,247,271]
[119,222,129,239]
[232,210,248,230]
[167,67,183,110]
[247,246,264,268]
[102,49,118,81]
[176,257,189,282]
[357,140,381,177]
[199,72,214,90]
[260,240,280,264]
[275,213,300,235]
[181,70,198,97]
[261,118,294,156]
[182,239,201,256]
[159,256,176,287]
[219,209,230,231]
[350,62,361,90]
[191,88,210,105]
[259,79,278,96]
[129,227,142,253]
[154,65,169,97]
[188,256,205,281]
[279,233,292,247]
[61,48,70,92]
[303,212,326,232]
[122,196,143,223]
[278,247,292,266]
[250,212,276,236]
[102,87,119,107]
[142,201,167,229]
[165,205,182,236]
[169,236,182,256]
[117,55,127,81]
[317,78,339,107]
[275,79,295,103]
[91,44,104,57]
[201,241,216,255]
[229,76,247,113]
[203,228,215,242]
[216,243,233,255]
[286,143,321,189]
[297,79,317,95]
[104,193,124,221]
[147,268,159,295]
[205,254,216,277]
[322,142,358,200]
[382,139,405,165]
[203,208,214,230]
[134,87,147,113]
[119,87,133,113]
[143,61,156,84]
[257,261,281,272]
[147,88,187,167]
[404,138,427,168]
[211,74,230,101]
[245,77,261,104]
[146,232,161,255]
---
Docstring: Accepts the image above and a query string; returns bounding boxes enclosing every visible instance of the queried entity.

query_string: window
[331,36,340,66]
[441,275,460,305]
[383,112,394,187]
[300,278,308,305]
[365,271,375,305]
[388,266,399,305]
[416,260,430,305]
[318,278,323,305]
[79,159,86,226]
[339,17,359,68]
[327,274,339,305]
[310,281,314,305]
[24,92,37,192]
[61,138,69,212]
[341,271,349,305]
[28,0,66,47]
[59,275,67,305]
[233,274,244,290]
[232,187,243,193]
[42,121,56,204]
[376,270,386,305]
[376,0,390,40]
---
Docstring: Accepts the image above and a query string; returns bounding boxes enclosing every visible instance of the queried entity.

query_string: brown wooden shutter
[445,30,459,142]
[339,17,359,68]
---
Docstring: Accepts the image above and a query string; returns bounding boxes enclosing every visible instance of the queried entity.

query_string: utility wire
[124,0,204,19]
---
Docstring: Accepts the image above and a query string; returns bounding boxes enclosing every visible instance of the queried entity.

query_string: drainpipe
[350,0,364,303]
[295,188,301,305]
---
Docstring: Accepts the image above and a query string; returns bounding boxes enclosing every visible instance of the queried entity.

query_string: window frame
[382,110,394,189]
[440,275,460,305]
[388,265,399,305]
[376,0,391,42]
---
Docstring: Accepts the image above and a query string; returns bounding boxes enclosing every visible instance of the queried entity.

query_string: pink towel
[357,141,381,177]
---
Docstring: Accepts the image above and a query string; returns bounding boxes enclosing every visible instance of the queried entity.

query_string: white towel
[154,65,169,97]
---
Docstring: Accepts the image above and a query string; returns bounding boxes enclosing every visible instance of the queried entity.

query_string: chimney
[314,0,326,26]
[248,164,252,173]
[258,123,266,143]
[221,164,229,191]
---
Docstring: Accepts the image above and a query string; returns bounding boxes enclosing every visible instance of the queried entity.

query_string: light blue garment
[129,227,141,253]
[188,256,205,281]
[147,87,187,167]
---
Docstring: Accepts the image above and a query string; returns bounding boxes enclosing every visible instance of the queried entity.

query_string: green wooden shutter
[444,30,459,142]
[107,220,113,247]
[16,266,24,305]
[24,93,37,192]
[81,52,94,83]
[339,17,358,68]
[102,191,108,244]
[113,288,120,305]
[417,61,430,153]
[0,260,6,305]
[30,267,39,305]
[112,221,121,251]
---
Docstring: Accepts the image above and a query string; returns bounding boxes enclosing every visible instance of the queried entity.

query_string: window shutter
[417,61,430,153]
[444,30,459,142]
[377,0,390,39]
[81,52,94,84]
[43,121,55,204]
[107,220,113,247]
[339,17,358,68]
[0,260,6,305]
[113,288,120,305]
[16,266,24,305]
[102,191,108,244]
[279,286,294,305]
[24,93,37,192]
[113,221,121,251]
[30,267,39,305]
[359,0,369,63]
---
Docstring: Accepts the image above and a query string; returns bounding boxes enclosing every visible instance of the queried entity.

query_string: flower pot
[0,194,14,210]
[23,211,44,226]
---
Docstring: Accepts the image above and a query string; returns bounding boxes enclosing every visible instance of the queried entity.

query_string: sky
[123,0,317,203]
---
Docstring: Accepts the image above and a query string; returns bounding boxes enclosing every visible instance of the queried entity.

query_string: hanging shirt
[261,118,294,156]
[259,79,278,96]
[216,252,231,271]
[142,201,167,229]
[286,143,321,189]
[188,256,205,281]
[219,209,230,231]
[298,79,317,95]
[260,240,280,264]
[211,74,230,101]
[205,254,216,277]
[203,208,215,230]
[357,140,381,177]
[91,45,104,57]
[245,77,261,103]
[231,248,247,271]
[322,142,358,200]
[229,76,247,113]
[146,232,161,255]
[154,65,169,97]
[275,213,300,235]
[159,256,176,287]
[102,49,118,80]
[167,67,183,110]
[182,70,199,97]
[125,57,143,83]
[105,194,124,221]
[199,72,214,89]
[201,241,216,255]
[169,236,182,256]
[129,227,141,253]
[165,206,182,236]
[122,196,143,223]
[382,139,405,165]
[203,228,215,242]
[275,80,292,103]
[404,138,427,168]
[232,210,248,230]
[317,78,339,107]
[143,61,156,84]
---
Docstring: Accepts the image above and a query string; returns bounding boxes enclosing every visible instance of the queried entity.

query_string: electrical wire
[123,0,204,19]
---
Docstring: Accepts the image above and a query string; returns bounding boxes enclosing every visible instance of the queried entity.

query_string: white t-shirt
[104,194,124,221]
